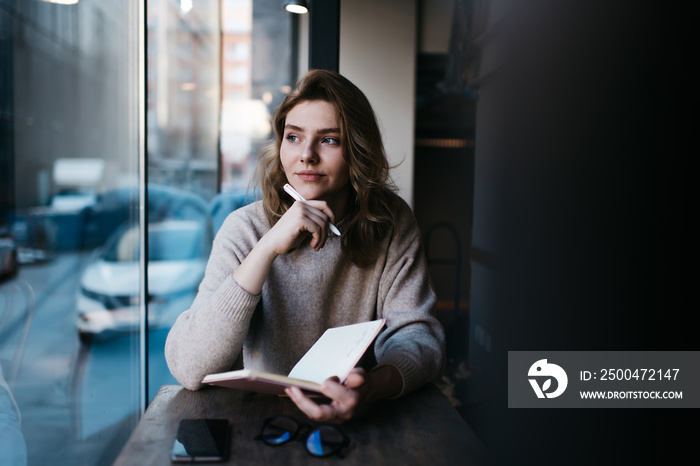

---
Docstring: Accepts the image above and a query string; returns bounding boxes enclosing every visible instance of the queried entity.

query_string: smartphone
[170,419,230,463]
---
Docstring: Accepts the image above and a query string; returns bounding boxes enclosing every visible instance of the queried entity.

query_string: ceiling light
[41,0,79,4]
[285,0,308,14]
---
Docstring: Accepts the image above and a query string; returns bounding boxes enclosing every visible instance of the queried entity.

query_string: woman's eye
[285,134,299,143]
[322,137,340,145]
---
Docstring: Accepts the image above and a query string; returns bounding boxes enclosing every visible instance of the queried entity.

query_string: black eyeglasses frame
[255,415,351,458]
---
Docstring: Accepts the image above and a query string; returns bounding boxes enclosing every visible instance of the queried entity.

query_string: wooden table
[114,383,489,465]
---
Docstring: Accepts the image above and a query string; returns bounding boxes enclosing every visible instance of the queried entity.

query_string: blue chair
[209,189,259,235]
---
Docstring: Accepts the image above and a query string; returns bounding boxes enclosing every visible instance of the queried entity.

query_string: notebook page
[288,319,385,384]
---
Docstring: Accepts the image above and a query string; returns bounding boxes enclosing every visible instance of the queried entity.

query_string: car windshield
[103,221,206,262]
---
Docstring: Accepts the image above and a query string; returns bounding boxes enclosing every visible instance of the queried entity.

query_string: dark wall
[469,1,689,464]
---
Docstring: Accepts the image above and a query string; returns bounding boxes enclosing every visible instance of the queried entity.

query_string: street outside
[1,251,178,466]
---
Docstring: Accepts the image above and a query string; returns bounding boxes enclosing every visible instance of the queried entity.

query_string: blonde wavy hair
[255,69,399,267]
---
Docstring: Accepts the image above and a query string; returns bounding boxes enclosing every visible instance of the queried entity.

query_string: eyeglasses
[255,416,351,458]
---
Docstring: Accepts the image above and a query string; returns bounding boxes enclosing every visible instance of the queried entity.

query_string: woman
[165,69,445,423]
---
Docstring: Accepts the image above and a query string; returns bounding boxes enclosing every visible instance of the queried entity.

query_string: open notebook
[202,319,386,396]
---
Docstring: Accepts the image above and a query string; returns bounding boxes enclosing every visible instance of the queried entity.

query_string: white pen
[283,183,342,236]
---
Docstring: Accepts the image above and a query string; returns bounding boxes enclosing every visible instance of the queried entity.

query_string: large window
[1,0,298,464]
[1,1,142,464]
[145,0,296,402]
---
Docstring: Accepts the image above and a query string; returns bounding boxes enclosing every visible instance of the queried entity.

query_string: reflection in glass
[146,0,297,405]
[147,0,220,200]
[1,0,298,464]
[1,1,142,465]
[77,214,210,342]
[146,0,223,404]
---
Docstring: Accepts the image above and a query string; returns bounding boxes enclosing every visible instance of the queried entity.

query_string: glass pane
[146,0,296,402]
[219,0,294,194]
[145,0,221,401]
[1,1,142,465]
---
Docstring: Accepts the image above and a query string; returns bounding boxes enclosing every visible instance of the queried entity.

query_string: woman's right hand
[261,199,338,255]
[232,199,337,295]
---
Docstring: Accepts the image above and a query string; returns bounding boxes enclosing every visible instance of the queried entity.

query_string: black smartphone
[170,419,230,463]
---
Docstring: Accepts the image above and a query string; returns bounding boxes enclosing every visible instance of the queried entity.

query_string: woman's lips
[297,171,323,181]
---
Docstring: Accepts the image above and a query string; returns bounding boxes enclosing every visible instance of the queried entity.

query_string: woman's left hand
[284,366,402,423]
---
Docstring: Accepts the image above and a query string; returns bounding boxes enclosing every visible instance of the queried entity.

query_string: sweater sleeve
[164,207,263,390]
[372,201,446,397]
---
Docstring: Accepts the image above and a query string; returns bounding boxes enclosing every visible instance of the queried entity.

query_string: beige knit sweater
[164,195,445,396]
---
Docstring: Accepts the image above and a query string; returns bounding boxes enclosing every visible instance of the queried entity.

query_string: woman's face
[280,100,351,214]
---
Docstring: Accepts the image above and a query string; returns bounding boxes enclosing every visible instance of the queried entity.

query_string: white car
[76,219,210,342]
